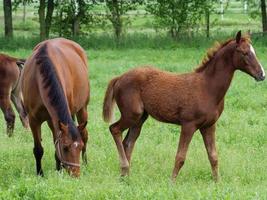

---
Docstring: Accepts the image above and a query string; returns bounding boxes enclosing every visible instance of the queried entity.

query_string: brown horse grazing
[0,54,29,136]
[103,31,265,181]
[21,38,89,177]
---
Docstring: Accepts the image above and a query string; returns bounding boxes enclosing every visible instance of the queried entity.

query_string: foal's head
[56,121,87,177]
[233,31,265,81]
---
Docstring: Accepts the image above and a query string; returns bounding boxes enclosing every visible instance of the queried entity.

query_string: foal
[0,54,29,136]
[103,31,265,181]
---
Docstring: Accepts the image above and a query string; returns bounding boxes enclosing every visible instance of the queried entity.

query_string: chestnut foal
[103,31,265,181]
[0,54,29,136]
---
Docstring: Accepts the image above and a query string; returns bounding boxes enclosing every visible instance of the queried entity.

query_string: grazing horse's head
[56,121,87,177]
[233,31,265,81]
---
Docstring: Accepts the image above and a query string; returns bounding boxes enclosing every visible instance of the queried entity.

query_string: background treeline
[1,0,267,44]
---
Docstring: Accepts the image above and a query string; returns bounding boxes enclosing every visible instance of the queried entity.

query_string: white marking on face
[250,44,256,56]
[250,44,265,77]
[74,142,79,148]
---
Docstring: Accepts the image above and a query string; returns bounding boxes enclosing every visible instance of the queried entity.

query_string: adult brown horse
[21,38,89,177]
[103,31,265,181]
[0,54,29,136]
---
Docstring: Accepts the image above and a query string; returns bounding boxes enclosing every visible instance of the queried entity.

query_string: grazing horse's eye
[63,145,69,152]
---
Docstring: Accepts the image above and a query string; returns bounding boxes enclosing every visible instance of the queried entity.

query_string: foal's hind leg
[200,124,219,182]
[29,117,44,176]
[123,112,148,165]
[76,107,89,164]
[0,97,15,137]
[11,92,29,129]
[172,123,196,181]
[110,112,144,176]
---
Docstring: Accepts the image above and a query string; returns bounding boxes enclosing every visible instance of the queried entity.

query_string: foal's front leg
[200,124,219,182]
[172,124,196,181]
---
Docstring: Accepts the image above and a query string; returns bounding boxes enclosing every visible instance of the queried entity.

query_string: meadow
[0,38,267,199]
[0,0,267,199]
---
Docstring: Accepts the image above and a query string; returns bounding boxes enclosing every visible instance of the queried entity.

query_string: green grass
[0,41,266,199]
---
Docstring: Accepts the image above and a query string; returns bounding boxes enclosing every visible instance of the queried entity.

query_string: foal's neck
[200,43,236,104]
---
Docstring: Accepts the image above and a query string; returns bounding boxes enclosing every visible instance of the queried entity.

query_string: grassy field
[0,38,266,199]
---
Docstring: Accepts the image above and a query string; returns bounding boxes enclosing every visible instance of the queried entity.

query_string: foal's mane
[195,36,251,72]
[35,44,78,139]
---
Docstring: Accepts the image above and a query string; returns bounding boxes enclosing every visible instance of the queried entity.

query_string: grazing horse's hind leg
[29,117,44,176]
[123,112,148,164]
[11,93,29,129]
[172,124,196,181]
[200,124,219,182]
[0,97,15,137]
[76,107,89,164]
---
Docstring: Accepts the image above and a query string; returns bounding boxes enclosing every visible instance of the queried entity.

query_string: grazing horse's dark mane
[35,44,78,139]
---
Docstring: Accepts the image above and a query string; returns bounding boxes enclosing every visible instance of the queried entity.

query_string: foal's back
[113,67,210,124]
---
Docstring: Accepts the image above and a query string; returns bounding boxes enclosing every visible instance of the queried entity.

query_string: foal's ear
[58,121,68,133]
[236,30,242,44]
[77,121,87,132]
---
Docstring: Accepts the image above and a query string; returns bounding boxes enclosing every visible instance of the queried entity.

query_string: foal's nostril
[256,72,265,81]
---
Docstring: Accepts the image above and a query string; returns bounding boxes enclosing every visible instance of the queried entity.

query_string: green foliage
[105,0,144,40]
[146,0,216,38]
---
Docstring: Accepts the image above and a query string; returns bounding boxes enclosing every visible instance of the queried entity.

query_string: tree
[260,0,267,32]
[146,0,212,38]
[39,0,55,40]
[3,0,13,37]
[53,0,97,37]
[105,0,143,41]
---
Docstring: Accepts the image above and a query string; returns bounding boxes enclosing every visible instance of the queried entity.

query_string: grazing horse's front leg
[76,107,89,164]
[172,123,196,181]
[200,124,219,182]
[47,120,62,171]
[29,118,44,176]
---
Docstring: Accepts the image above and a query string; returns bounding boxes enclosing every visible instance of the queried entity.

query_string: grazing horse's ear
[58,121,68,133]
[77,121,87,132]
[236,30,241,44]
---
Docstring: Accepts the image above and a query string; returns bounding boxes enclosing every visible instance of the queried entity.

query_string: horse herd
[0,31,265,181]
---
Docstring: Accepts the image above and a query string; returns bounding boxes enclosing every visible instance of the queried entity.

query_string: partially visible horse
[103,31,265,181]
[0,54,29,136]
[21,38,89,177]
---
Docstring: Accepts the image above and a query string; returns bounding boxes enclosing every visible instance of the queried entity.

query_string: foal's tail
[103,77,119,123]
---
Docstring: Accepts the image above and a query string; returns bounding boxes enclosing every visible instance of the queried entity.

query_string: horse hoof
[120,166,129,176]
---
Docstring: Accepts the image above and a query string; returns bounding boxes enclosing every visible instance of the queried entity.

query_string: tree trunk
[23,2,26,23]
[205,9,210,38]
[73,18,80,37]
[39,0,46,40]
[3,0,13,38]
[45,0,54,38]
[106,0,122,41]
[261,0,267,32]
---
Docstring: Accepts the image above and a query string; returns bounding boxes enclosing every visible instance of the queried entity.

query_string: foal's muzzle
[255,72,265,82]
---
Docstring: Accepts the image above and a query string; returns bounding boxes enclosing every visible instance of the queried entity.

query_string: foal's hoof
[120,166,129,176]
